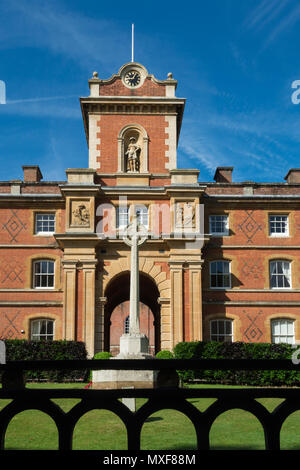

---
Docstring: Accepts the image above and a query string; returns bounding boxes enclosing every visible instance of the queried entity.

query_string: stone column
[188,261,203,341]
[81,260,97,358]
[62,260,78,340]
[169,262,184,349]
[95,296,107,353]
[129,221,140,335]
[158,297,171,351]
[118,137,124,172]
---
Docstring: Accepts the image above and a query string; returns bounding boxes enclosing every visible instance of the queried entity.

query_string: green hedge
[156,350,174,359]
[3,339,88,382]
[173,341,300,386]
[92,351,112,360]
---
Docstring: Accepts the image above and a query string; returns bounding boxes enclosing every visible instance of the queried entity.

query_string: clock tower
[80,62,185,186]
[59,61,203,358]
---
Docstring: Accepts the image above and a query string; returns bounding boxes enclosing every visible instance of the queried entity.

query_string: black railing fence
[0,359,300,458]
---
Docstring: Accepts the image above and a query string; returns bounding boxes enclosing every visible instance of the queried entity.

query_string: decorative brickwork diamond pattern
[238,210,262,244]
[0,312,21,339]
[0,258,23,284]
[2,210,27,243]
[243,311,263,342]
[241,261,263,280]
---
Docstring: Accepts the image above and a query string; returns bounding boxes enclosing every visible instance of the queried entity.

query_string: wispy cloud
[244,0,300,49]
[179,140,217,173]
[0,99,81,119]
[245,0,289,31]
[1,0,130,71]
[1,94,81,119]
[42,135,67,181]
[179,117,235,177]
[265,4,300,46]
[178,97,300,182]
[7,95,77,104]
[207,108,300,144]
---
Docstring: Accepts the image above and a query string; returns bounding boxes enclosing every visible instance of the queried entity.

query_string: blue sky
[1,0,300,183]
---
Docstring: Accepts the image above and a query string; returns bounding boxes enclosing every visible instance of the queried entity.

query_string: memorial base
[92,333,158,389]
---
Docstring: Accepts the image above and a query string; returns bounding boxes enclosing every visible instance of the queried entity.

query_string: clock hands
[125,71,141,87]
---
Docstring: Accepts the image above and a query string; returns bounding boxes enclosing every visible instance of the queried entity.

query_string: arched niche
[118,124,149,173]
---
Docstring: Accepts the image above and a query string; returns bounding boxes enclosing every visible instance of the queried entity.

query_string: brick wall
[99,77,165,97]
[95,114,169,173]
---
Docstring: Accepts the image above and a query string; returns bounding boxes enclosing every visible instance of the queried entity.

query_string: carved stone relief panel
[175,201,196,230]
[70,200,91,228]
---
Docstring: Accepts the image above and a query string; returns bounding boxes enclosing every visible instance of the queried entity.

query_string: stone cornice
[0,194,63,202]
[100,186,167,197]
[100,183,207,197]
[205,244,300,249]
[204,288,300,293]
[0,244,58,249]
[203,300,300,306]
[80,97,185,144]
[204,194,300,200]
[81,96,185,104]
[54,233,102,250]
[0,300,63,306]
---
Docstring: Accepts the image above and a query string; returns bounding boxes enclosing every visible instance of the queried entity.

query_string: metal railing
[0,358,299,455]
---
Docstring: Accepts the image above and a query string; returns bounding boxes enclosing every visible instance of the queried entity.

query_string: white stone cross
[123,214,148,335]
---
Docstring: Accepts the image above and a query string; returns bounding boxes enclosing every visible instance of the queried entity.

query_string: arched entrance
[104,271,160,356]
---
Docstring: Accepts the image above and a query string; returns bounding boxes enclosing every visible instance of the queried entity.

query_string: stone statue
[126,137,140,172]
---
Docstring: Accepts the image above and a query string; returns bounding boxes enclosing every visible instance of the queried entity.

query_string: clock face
[124,70,141,87]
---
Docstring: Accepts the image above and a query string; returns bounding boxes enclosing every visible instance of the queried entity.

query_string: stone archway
[104,271,160,355]
[102,256,170,297]
[100,256,171,354]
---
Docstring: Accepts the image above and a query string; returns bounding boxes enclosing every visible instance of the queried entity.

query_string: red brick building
[0,62,299,357]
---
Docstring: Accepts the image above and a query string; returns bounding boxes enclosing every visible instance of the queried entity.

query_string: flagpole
[131,24,134,63]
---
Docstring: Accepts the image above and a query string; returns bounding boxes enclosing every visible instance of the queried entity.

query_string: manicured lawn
[1,383,300,450]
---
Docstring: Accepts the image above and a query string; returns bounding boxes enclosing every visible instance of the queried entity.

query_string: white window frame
[35,213,55,235]
[269,215,289,238]
[135,205,149,229]
[210,319,233,342]
[209,215,229,236]
[31,318,55,341]
[33,260,55,289]
[210,260,231,289]
[117,205,149,231]
[271,318,295,344]
[116,206,129,230]
[270,260,292,289]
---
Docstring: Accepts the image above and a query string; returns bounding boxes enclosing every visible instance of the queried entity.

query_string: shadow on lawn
[168,444,265,450]
[145,416,163,423]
